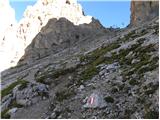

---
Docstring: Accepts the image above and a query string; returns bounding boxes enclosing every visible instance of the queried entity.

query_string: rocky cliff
[19,17,107,65]
[0,0,92,72]
[1,0,159,119]
[130,0,159,26]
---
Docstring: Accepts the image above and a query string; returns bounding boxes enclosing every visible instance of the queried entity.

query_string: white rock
[78,85,84,91]
[131,59,140,64]
[83,91,107,108]
[50,112,56,119]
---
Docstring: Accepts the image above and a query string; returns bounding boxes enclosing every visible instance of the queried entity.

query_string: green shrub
[111,87,118,93]
[144,83,158,95]
[136,96,145,104]
[1,109,10,119]
[129,79,139,86]
[10,100,24,108]
[80,65,98,82]
[1,79,28,98]
[1,100,23,119]
[55,89,75,102]
[144,110,159,119]
[35,65,80,84]
[104,96,114,103]
[18,80,29,90]
[35,75,46,84]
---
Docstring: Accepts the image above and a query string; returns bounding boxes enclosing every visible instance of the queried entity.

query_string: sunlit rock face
[0,0,92,72]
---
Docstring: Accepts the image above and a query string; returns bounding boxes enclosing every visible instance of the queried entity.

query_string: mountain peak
[0,0,92,72]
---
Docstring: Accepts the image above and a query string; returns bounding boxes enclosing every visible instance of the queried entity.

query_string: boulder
[50,112,57,119]
[16,99,30,106]
[83,91,107,108]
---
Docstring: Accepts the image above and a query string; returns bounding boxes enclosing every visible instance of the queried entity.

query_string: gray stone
[42,96,47,100]
[131,59,140,64]
[13,84,21,98]
[2,94,12,103]
[57,115,62,119]
[8,108,18,115]
[1,97,12,111]
[99,69,106,76]
[50,112,57,119]
[68,76,72,80]
[83,91,107,108]
[78,85,85,91]
[54,107,61,112]
[16,99,28,106]
[34,83,48,93]
[134,112,142,119]
[31,97,40,104]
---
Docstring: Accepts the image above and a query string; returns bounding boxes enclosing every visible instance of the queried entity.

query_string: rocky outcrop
[130,1,159,26]
[19,17,106,65]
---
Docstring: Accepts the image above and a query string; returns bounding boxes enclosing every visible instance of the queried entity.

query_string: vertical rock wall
[130,0,159,26]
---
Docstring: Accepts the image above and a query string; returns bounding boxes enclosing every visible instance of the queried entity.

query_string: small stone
[50,112,56,119]
[68,76,72,80]
[83,97,88,103]
[42,96,46,100]
[78,85,84,91]
[57,115,62,119]
[67,113,71,117]
[99,70,105,76]
[54,105,61,112]
[126,51,133,58]
[45,116,50,119]
[8,108,17,115]
[149,94,152,97]
[134,112,142,119]
[105,108,110,114]
[104,72,109,76]
[131,59,140,64]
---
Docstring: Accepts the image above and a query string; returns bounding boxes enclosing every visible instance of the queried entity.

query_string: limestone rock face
[17,0,92,49]
[20,17,105,64]
[0,0,92,72]
[130,1,159,26]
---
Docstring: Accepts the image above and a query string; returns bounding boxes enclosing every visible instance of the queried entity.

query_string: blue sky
[10,0,131,28]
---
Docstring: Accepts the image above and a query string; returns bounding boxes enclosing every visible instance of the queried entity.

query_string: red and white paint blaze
[88,96,95,105]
